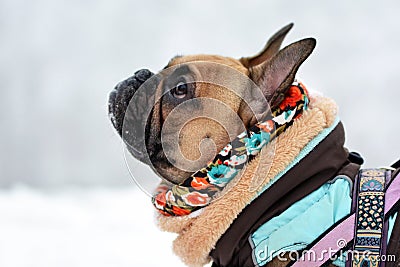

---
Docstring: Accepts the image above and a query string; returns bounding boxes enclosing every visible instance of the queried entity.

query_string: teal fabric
[250,176,352,267]
[253,116,340,201]
[332,251,348,267]
[388,212,398,243]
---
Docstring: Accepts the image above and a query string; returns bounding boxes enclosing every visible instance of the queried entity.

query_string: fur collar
[156,93,339,267]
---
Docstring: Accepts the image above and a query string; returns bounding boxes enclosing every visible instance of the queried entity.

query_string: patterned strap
[291,169,400,267]
[350,169,390,267]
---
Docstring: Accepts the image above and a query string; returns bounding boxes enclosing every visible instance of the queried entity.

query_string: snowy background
[1,0,400,266]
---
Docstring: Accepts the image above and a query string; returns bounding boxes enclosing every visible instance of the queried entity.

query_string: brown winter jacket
[155,94,400,267]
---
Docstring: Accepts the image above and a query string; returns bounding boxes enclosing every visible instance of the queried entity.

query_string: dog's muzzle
[108,68,155,162]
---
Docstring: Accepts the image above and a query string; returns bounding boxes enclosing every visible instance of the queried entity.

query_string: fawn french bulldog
[108,24,400,267]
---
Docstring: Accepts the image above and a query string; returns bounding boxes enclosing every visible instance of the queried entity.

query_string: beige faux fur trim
[156,95,338,267]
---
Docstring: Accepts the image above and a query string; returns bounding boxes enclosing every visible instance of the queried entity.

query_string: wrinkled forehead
[159,57,253,103]
[157,56,258,118]
[166,54,249,75]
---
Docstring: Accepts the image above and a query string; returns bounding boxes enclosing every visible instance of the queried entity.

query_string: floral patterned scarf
[152,82,309,216]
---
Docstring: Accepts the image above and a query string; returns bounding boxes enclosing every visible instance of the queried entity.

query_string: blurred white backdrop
[0,0,399,266]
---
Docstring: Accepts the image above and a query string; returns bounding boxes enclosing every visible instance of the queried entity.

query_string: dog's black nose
[108,69,154,136]
[108,68,156,164]
[117,69,153,90]
[134,69,153,83]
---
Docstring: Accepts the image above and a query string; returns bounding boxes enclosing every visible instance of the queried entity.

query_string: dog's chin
[151,162,194,185]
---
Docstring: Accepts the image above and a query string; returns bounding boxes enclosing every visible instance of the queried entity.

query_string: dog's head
[108,24,316,184]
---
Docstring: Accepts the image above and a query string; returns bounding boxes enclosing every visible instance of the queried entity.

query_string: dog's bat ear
[249,38,316,109]
[240,23,294,68]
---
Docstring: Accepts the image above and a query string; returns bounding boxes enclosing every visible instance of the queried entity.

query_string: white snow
[1,1,400,266]
[0,186,189,267]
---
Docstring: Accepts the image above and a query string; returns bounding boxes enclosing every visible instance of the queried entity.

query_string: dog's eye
[171,82,188,99]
